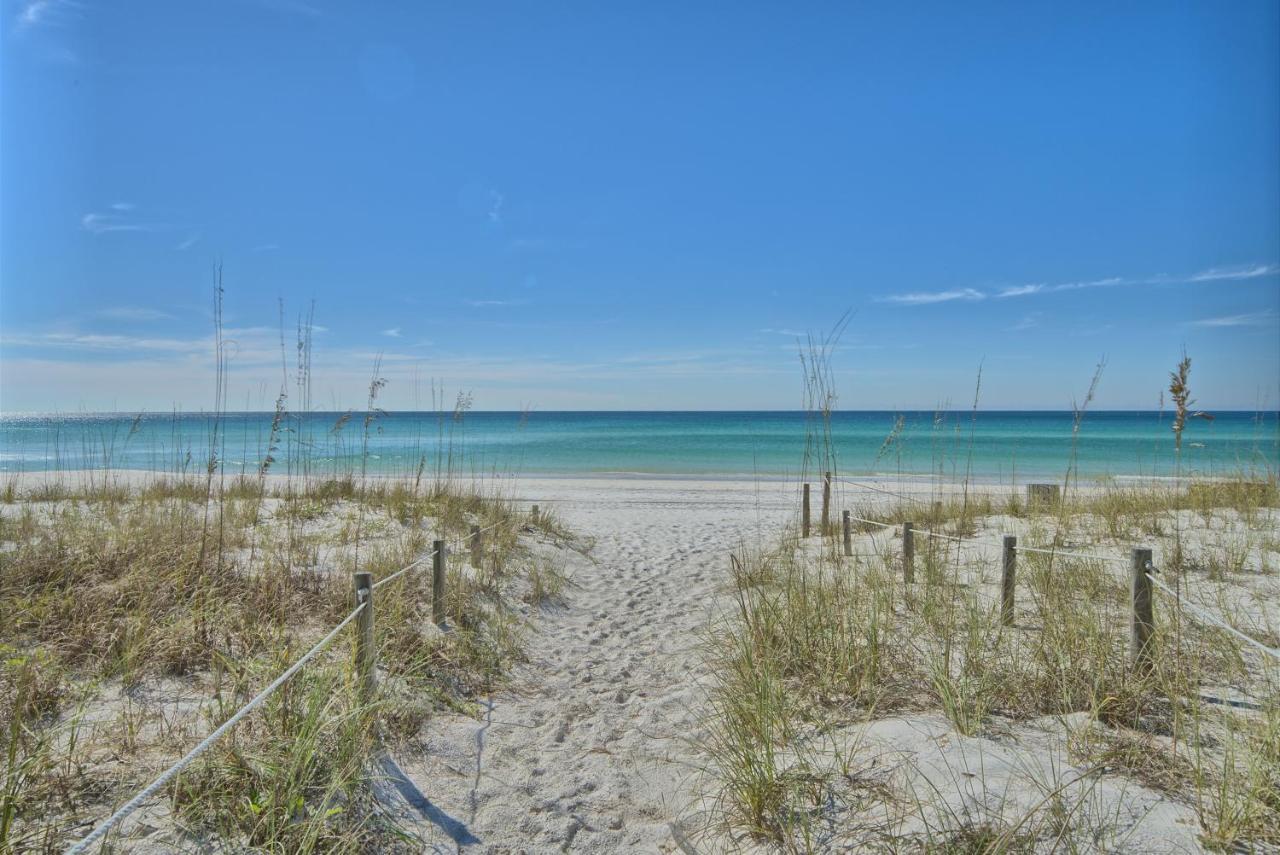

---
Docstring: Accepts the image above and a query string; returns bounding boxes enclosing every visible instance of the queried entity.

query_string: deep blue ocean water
[0,411,1276,481]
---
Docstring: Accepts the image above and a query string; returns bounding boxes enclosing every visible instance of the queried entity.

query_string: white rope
[1013,543,1129,565]
[837,477,932,506]
[842,505,1133,565]
[370,552,434,591]
[66,602,368,854]
[1145,572,1280,661]
[919,528,982,544]
[370,518,507,591]
[846,514,896,530]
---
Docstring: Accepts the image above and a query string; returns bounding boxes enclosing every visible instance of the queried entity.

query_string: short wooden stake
[842,510,852,557]
[531,504,540,524]
[353,571,375,702]
[469,525,482,568]
[1001,535,1017,625]
[1026,483,1061,510]
[432,539,447,627]
[802,483,811,538]
[933,500,943,522]
[902,522,915,583]
[1130,547,1155,675]
[821,472,831,535]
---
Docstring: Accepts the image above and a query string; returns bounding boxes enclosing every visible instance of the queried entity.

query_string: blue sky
[2,0,1277,412]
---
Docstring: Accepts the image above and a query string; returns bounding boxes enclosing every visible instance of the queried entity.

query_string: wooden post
[933,500,943,522]
[432,539,447,627]
[802,483,811,538]
[1026,483,1061,510]
[1001,535,1017,625]
[531,504,540,524]
[902,522,915,583]
[1130,547,1155,675]
[469,525,482,568]
[353,571,375,702]
[822,472,831,535]
[842,510,852,557]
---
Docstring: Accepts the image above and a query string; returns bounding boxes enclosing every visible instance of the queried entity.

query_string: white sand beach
[6,471,1276,852]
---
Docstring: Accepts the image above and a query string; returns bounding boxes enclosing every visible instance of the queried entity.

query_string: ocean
[1,410,1276,482]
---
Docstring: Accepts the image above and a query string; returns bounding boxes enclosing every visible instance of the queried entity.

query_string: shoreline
[0,466,1232,489]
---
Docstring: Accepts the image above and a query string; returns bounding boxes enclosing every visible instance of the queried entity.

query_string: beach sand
[371,476,1259,852]
[8,471,1273,851]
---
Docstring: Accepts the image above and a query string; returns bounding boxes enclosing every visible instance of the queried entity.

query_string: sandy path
[387,478,796,853]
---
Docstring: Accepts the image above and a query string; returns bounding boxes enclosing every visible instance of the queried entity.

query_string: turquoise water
[0,411,1276,481]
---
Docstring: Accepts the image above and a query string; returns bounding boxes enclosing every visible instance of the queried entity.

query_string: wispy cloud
[884,263,1278,306]
[488,191,505,225]
[81,213,148,234]
[2,332,207,354]
[1190,310,1278,328]
[176,233,200,251]
[1006,312,1042,331]
[16,0,79,29]
[466,299,528,308]
[251,243,280,253]
[81,205,173,235]
[880,288,985,306]
[759,327,807,336]
[99,307,175,322]
[382,327,402,338]
[1187,264,1280,283]
[1,326,284,366]
[996,276,1128,299]
[997,284,1044,298]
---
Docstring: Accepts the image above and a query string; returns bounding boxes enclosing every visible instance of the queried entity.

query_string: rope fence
[66,602,368,855]
[65,509,529,853]
[814,473,1279,668]
[1146,572,1280,661]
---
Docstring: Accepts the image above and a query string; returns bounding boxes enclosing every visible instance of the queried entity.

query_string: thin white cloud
[890,263,1279,307]
[1006,312,1042,331]
[997,276,1126,298]
[1190,310,1277,328]
[16,0,78,28]
[251,243,280,252]
[759,328,807,336]
[466,299,528,308]
[382,327,402,337]
[3,332,207,353]
[81,205,174,235]
[81,213,148,234]
[880,288,985,306]
[1187,264,1280,282]
[488,191,505,225]
[176,234,200,251]
[99,307,175,322]
[997,284,1044,298]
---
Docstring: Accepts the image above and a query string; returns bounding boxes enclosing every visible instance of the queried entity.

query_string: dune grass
[704,476,1278,850]
[0,465,569,853]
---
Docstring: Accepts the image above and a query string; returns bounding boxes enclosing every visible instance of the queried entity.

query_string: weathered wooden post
[842,510,852,557]
[1001,535,1017,625]
[1130,547,1155,675]
[531,504,540,524]
[902,522,915,583]
[802,483,811,538]
[469,525,482,568]
[822,472,831,535]
[933,500,943,522]
[432,539,447,627]
[353,571,375,702]
[1026,483,1061,510]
